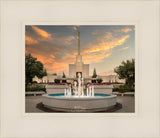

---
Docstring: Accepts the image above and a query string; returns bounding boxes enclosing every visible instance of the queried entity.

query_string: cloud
[121,28,132,33]
[115,27,133,33]
[73,26,77,31]
[53,36,75,45]
[72,25,80,31]
[119,46,129,51]
[44,35,75,46]
[26,52,68,74]
[28,25,76,47]
[80,34,130,63]
[50,54,55,59]
[31,26,51,38]
[83,52,111,64]
[25,36,38,45]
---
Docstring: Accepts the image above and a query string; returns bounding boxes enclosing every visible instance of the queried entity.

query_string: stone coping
[113,91,134,94]
[112,92,135,96]
[46,85,69,89]
[26,91,45,94]
[25,91,45,96]
[92,85,113,88]
[46,84,113,89]
[42,94,117,101]
[40,103,122,113]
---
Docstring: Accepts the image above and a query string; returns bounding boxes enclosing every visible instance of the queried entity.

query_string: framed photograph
[24,24,136,114]
[1,0,159,138]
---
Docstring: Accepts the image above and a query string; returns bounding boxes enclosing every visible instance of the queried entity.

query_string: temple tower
[69,31,89,78]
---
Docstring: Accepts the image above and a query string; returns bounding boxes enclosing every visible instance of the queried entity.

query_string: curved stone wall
[42,94,117,111]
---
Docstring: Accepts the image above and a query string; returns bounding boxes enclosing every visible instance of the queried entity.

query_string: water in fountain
[64,72,94,97]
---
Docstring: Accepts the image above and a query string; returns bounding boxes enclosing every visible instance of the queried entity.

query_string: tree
[114,59,135,87]
[62,72,67,83]
[92,68,97,78]
[25,54,47,85]
[92,68,97,83]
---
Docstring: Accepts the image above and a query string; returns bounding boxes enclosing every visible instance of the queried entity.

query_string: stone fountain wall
[93,85,114,94]
[46,85,69,94]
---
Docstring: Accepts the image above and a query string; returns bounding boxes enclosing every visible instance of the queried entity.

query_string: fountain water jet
[65,73,95,98]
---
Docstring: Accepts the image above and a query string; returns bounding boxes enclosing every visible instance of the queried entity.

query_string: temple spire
[78,31,80,55]
[75,31,82,64]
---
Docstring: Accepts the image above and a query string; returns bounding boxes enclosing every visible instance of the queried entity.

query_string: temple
[33,31,125,84]
[69,31,89,78]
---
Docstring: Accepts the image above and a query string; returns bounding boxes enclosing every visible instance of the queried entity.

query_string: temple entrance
[76,72,82,78]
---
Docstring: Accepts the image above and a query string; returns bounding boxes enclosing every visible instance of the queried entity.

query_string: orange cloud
[115,28,133,33]
[63,36,75,45]
[73,26,77,31]
[83,53,111,64]
[73,25,80,31]
[121,28,132,33]
[28,53,68,74]
[120,46,129,50]
[25,36,38,45]
[51,35,76,46]
[31,26,51,38]
[85,35,130,54]
[50,55,55,59]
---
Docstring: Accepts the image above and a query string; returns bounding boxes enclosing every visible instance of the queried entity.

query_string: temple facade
[69,31,89,78]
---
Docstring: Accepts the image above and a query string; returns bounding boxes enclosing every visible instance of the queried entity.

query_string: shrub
[91,80,96,83]
[113,87,119,92]
[25,83,46,92]
[54,79,60,83]
[62,80,67,83]
[97,78,103,83]
[32,81,37,84]
[113,84,135,93]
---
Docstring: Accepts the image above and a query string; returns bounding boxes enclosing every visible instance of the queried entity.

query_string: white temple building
[98,75,125,83]
[69,31,89,78]
[32,31,125,84]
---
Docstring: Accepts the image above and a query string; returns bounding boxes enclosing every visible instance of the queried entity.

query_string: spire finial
[78,31,80,55]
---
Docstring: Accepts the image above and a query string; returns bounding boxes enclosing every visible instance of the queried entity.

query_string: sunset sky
[25,25,135,76]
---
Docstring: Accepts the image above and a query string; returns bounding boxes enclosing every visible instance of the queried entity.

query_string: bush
[113,87,119,92]
[113,84,135,93]
[62,80,67,83]
[97,78,103,83]
[32,81,37,84]
[91,80,96,83]
[54,79,60,83]
[25,84,46,92]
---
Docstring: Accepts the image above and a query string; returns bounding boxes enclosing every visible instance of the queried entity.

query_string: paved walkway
[25,95,135,113]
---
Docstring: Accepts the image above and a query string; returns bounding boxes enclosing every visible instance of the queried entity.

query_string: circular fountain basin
[42,93,117,112]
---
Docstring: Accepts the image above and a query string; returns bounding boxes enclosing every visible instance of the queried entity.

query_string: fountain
[42,73,117,112]
[64,73,95,97]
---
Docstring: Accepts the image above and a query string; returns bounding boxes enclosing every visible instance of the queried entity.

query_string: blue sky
[25,25,135,76]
